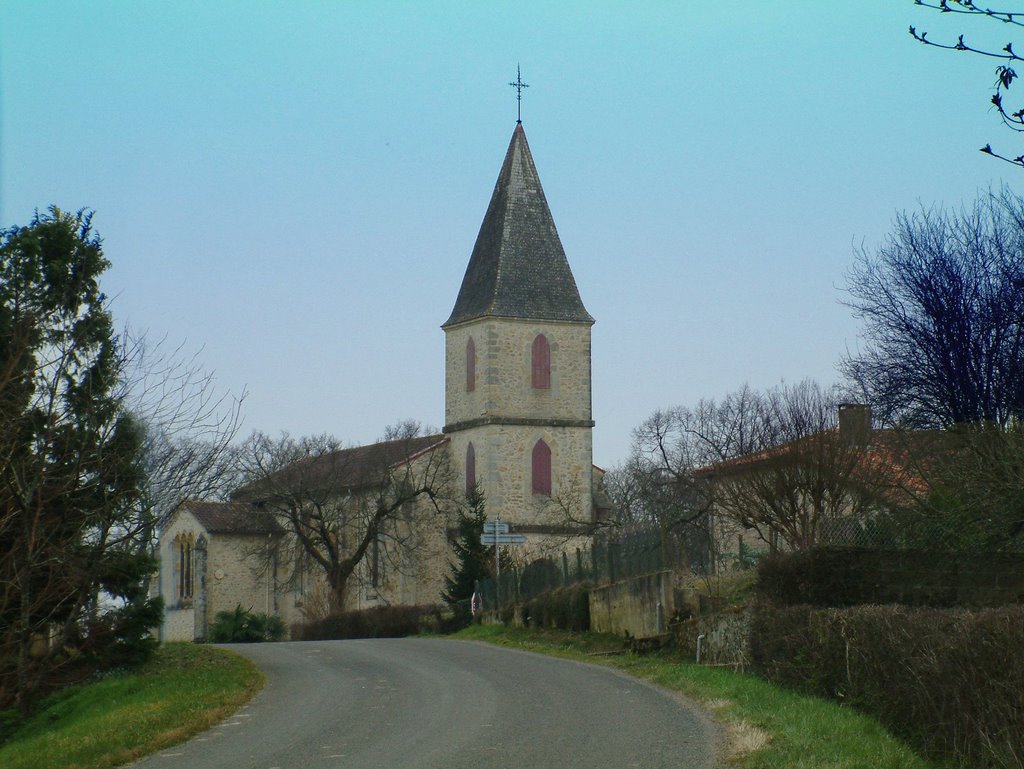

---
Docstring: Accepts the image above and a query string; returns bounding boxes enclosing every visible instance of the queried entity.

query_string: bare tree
[612,385,770,572]
[623,382,897,563]
[117,330,245,586]
[842,188,1024,428]
[704,383,892,552]
[234,428,452,612]
[910,0,1024,166]
[901,420,1024,550]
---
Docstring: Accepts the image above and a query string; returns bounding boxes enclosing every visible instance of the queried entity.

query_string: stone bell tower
[442,123,595,530]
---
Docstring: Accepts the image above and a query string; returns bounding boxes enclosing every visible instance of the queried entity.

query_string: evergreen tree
[443,487,493,605]
[0,208,160,715]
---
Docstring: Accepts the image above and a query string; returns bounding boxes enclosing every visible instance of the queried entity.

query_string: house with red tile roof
[697,404,942,565]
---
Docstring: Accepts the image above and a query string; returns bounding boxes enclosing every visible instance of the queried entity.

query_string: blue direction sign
[482,520,510,535]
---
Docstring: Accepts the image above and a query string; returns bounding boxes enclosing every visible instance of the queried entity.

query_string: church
[156,120,606,641]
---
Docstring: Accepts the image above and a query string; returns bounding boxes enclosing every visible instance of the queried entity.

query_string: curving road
[129,639,720,769]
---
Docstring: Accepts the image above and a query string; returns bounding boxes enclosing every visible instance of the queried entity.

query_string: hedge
[520,583,591,631]
[756,546,1024,608]
[751,602,1024,769]
[293,605,462,641]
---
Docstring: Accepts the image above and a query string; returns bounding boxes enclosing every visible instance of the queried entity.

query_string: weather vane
[509,64,529,124]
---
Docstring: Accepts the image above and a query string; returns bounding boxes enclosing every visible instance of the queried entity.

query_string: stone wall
[444,317,592,427]
[672,607,752,669]
[445,317,594,527]
[206,534,280,625]
[588,570,674,638]
[158,509,201,641]
[161,607,195,642]
[359,487,455,610]
[448,425,593,529]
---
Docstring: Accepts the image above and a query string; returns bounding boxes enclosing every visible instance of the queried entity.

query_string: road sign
[480,533,528,546]
[482,521,510,535]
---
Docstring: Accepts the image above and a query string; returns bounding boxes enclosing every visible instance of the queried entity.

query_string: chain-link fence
[819,512,1024,553]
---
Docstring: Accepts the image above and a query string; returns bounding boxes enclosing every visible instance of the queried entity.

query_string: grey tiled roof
[180,500,283,534]
[443,124,593,328]
[232,434,449,500]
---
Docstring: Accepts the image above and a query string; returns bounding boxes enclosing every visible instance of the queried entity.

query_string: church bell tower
[442,123,595,530]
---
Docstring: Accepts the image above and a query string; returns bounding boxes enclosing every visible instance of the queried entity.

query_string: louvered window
[466,442,476,497]
[532,439,552,496]
[466,337,476,392]
[532,334,550,389]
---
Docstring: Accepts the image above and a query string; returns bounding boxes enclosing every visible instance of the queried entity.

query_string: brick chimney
[838,403,871,447]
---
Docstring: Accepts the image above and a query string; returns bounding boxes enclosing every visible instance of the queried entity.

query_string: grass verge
[455,625,935,769]
[0,644,263,769]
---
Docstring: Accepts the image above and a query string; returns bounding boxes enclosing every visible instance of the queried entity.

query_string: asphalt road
[128,639,720,769]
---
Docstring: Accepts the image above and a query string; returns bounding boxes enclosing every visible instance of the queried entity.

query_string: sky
[0,2,1017,468]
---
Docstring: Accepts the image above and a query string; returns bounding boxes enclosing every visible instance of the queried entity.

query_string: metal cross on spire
[509,64,529,124]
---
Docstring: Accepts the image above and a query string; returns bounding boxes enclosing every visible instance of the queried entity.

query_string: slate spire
[443,124,593,328]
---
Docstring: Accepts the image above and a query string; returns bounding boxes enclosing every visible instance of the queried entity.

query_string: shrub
[207,606,285,643]
[757,546,1024,608]
[295,605,450,641]
[522,583,591,631]
[751,602,1024,769]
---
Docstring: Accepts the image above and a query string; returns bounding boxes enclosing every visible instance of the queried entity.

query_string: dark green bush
[522,583,591,631]
[295,605,449,641]
[751,602,1024,769]
[757,546,1024,608]
[207,605,285,643]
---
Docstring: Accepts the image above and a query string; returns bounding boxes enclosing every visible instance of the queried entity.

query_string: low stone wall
[588,570,673,638]
[671,606,751,669]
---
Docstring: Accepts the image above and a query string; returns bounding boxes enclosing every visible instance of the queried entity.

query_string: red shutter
[466,442,476,497]
[466,337,476,392]
[532,334,550,389]
[532,440,552,496]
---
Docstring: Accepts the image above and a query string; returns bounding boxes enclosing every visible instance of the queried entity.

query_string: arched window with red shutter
[466,337,476,392]
[465,442,476,497]
[531,334,550,389]
[532,439,552,496]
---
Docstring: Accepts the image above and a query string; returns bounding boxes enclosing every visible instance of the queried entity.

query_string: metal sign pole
[491,520,499,581]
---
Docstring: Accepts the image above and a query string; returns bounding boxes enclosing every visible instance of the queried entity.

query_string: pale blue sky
[0,2,1014,467]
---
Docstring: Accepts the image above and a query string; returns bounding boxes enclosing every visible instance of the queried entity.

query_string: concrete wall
[588,570,674,638]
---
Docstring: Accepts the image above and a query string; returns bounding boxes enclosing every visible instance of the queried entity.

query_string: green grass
[0,644,263,769]
[456,625,935,769]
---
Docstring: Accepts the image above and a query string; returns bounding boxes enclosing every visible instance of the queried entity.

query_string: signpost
[479,533,527,545]
[479,519,527,606]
